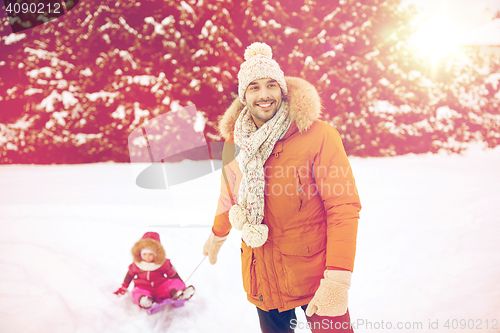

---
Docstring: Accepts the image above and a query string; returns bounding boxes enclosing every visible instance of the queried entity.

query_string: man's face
[244,78,283,129]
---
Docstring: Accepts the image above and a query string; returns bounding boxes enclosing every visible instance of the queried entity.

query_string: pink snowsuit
[120,232,185,307]
[123,260,185,306]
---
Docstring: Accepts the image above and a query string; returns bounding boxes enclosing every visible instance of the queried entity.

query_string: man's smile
[255,101,275,109]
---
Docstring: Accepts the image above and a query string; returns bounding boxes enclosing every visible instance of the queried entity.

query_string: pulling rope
[184,256,206,284]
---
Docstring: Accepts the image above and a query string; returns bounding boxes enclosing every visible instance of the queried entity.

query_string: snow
[39,90,62,112]
[304,56,314,66]
[144,17,167,35]
[118,50,138,69]
[131,103,150,127]
[7,87,18,95]
[409,70,422,81]
[1,148,500,333]
[71,133,103,146]
[86,91,119,104]
[371,100,399,115]
[161,15,175,26]
[125,75,157,86]
[170,100,181,112]
[112,105,126,120]
[268,19,282,29]
[194,112,207,133]
[189,79,201,88]
[5,142,17,150]
[162,96,171,105]
[436,106,461,120]
[192,49,208,59]
[2,33,27,45]
[378,78,390,86]
[98,21,121,32]
[180,1,195,16]
[284,27,298,36]
[364,49,379,60]
[9,117,32,130]
[322,50,336,58]
[80,68,93,78]
[323,8,341,22]
[52,111,69,126]
[61,91,79,108]
[485,73,500,90]
[118,17,139,36]
[27,67,54,78]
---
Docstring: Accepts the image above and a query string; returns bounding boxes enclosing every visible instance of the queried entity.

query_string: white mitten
[202,230,227,265]
[305,270,351,317]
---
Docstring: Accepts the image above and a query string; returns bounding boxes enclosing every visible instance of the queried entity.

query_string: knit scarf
[229,101,292,247]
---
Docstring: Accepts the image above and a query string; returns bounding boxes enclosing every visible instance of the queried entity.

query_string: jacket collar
[135,261,162,272]
[218,77,322,141]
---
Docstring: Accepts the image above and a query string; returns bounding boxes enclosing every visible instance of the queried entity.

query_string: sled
[145,298,188,315]
[144,285,195,315]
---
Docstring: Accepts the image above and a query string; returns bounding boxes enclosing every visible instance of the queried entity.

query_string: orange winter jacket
[212,77,361,312]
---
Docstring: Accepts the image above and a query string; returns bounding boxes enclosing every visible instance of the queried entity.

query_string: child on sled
[114,232,194,309]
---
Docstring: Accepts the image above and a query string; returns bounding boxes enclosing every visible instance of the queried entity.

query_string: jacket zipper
[147,271,154,287]
[297,171,303,211]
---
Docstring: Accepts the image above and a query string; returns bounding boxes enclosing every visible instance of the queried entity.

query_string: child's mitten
[305,270,351,317]
[113,284,128,296]
[202,230,227,265]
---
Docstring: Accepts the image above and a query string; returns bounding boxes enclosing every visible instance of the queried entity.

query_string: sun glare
[408,11,461,64]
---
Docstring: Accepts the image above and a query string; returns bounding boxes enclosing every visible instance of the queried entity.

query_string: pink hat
[141,231,161,243]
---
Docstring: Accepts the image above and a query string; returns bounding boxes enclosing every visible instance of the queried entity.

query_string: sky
[401,0,500,32]
[400,0,500,60]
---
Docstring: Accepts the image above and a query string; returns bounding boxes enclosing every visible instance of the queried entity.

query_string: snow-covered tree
[228,0,439,155]
[1,0,499,163]
[0,0,242,163]
[427,49,500,151]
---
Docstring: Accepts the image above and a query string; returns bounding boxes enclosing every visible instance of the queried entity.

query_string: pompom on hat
[237,42,287,105]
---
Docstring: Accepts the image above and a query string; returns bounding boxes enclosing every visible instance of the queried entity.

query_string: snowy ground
[1,147,500,333]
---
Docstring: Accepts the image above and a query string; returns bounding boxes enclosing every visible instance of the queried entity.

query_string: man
[203,42,361,333]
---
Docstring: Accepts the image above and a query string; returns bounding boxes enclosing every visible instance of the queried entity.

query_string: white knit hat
[238,42,287,105]
[141,248,156,257]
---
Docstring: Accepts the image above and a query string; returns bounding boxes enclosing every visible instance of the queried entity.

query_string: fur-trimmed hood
[218,76,322,140]
[131,232,166,266]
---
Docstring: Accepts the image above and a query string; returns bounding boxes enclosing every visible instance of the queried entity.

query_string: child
[114,232,194,309]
